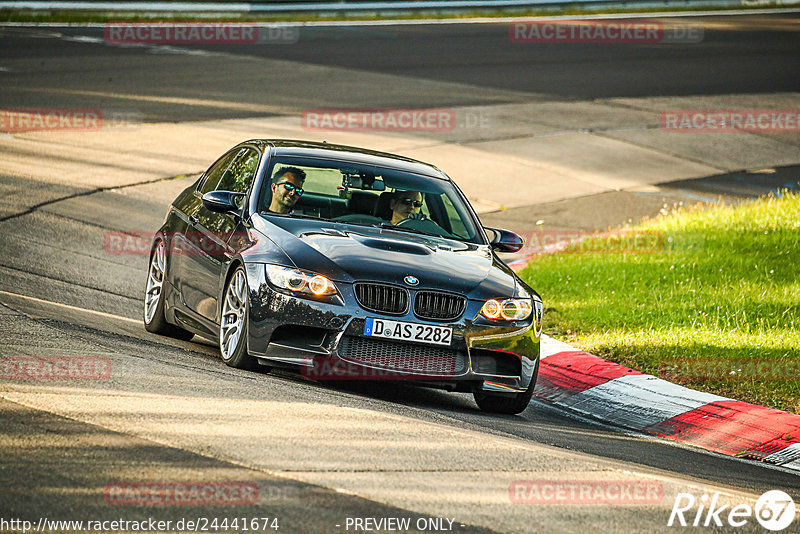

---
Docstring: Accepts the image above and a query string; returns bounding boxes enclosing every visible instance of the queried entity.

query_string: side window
[217,147,260,194]
[301,168,343,196]
[198,150,238,195]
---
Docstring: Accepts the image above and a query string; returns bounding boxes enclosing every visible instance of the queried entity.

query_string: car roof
[242,139,450,180]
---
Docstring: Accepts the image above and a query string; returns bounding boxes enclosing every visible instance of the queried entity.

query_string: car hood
[249,215,521,299]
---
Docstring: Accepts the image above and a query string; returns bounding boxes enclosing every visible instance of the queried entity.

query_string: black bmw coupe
[144,140,543,414]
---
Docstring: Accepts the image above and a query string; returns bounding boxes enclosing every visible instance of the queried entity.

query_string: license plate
[364,318,452,346]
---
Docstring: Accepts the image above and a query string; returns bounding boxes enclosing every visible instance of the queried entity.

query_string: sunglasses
[399,198,423,208]
[276,182,304,196]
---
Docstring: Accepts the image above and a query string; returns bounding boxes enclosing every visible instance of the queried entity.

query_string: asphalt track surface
[1,13,800,534]
[1,14,799,119]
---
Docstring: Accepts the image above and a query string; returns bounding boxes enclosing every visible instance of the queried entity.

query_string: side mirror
[486,227,524,253]
[202,191,246,213]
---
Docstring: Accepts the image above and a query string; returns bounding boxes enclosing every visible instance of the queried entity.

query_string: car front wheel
[219,267,257,370]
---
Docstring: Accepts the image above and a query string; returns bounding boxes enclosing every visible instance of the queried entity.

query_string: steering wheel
[397,213,427,227]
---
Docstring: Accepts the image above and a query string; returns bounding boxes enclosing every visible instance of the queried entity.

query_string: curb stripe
[764,443,800,466]
[555,374,727,431]
[537,337,800,470]
[644,400,800,456]
[535,350,642,403]
[746,441,800,465]
[539,335,575,359]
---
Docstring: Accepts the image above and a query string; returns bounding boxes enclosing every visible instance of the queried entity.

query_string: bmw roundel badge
[404,275,419,286]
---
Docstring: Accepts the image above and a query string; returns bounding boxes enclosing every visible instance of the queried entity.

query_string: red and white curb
[537,335,800,471]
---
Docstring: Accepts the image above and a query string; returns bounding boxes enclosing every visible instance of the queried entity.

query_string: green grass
[520,191,800,413]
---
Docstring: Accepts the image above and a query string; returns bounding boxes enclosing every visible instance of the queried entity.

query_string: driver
[268,166,306,214]
[389,190,424,225]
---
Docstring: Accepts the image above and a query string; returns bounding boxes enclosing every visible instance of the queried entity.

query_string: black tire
[473,358,539,415]
[219,266,258,370]
[143,239,194,341]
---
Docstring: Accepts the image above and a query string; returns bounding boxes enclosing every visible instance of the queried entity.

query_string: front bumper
[244,264,540,393]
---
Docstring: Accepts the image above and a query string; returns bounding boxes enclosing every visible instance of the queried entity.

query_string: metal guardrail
[0,0,754,12]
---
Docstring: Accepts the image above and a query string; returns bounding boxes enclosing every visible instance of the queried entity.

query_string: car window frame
[254,154,489,245]
[216,146,261,195]
[196,148,241,195]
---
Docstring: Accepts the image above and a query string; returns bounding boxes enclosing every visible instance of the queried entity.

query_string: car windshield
[259,156,483,244]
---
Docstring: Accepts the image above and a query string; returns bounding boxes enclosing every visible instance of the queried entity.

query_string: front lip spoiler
[482,381,526,393]
[254,343,527,391]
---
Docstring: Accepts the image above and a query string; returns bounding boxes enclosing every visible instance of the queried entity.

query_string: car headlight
[265,265,338,297]
[481,298,532,321]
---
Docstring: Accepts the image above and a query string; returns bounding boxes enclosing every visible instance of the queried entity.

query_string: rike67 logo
[668,490,795,531]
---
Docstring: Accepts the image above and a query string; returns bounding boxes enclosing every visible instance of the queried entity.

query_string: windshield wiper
[376,222,466,243]
[261,211,320,221]
[376,223,425,235]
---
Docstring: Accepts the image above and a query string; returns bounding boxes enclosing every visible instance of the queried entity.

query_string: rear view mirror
[343,173,385,191]
[485,227,524,253]
[202,191,246,213]
[344,175,364,189]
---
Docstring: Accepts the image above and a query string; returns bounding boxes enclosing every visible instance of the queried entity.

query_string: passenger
[389,190,424,225]
[268,166,306,214]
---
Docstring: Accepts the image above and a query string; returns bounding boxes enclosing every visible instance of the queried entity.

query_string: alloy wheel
[220,269,247,360]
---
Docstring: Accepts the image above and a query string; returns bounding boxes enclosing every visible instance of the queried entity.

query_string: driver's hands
[406,212,427,221]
